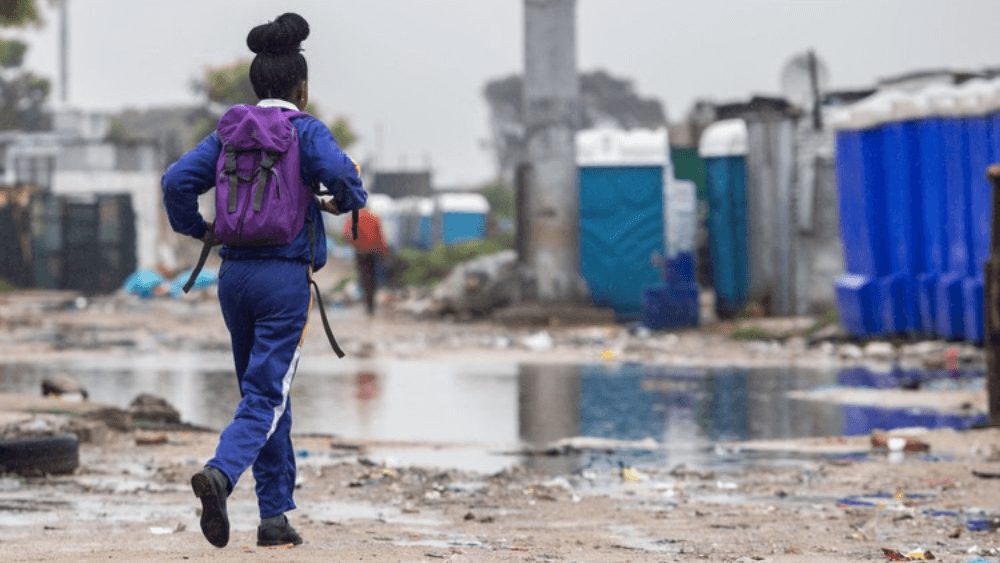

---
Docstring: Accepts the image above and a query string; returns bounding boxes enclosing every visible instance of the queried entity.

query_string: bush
[730,326,772,341]
[392,237,512,288]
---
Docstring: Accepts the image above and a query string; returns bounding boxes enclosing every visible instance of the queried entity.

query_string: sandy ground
[1,262,1000,562]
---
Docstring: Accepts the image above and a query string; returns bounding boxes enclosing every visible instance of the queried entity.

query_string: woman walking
[161,12,366,548]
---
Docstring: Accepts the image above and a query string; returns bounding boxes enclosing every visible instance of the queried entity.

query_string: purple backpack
[213,105,311,246]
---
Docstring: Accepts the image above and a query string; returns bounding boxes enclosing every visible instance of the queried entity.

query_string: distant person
[161,13,367,548]
[342,208,389,315]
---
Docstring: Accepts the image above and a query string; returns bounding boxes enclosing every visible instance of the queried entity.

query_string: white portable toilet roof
[365,193,395,216]
[576,126,669,166]
[828,76,1000,130]
[396,196,434,215]
[437,192,490,214]
[698,119,748,158]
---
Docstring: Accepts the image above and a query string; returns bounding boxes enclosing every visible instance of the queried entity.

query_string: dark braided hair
[246,13,309,100]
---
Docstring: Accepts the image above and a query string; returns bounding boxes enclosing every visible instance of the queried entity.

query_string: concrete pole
[522,0,588,303]
[60,0,68,103]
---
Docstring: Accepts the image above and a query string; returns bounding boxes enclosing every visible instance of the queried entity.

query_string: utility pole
[60,0,68,103]
[521,0,588,303]
[985,164,1000,425]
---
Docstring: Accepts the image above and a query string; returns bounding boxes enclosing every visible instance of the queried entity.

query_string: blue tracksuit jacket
[161,99,367,518]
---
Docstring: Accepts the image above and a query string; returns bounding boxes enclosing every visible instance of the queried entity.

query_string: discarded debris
[882,547,935,561]
[507,436,659,456]
[41,374,88,400]
[871,430,930,452]
[129,394,181,426]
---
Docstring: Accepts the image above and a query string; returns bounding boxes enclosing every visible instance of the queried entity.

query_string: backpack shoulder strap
[305,215,346,358]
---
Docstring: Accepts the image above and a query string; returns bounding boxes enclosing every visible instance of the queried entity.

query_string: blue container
[941,117,973,276]
[963,276,984,345]
[836,130,889,276]
[835,128,890,337]
[642,282,699,331]
[835,274,879,337]
[665,251,696,287]
[916,118,950,334]
[579,166,665,319]
[877,273,917,336]
[968,116,993,273]
[992,110,1000,162]
[880,122,922,333]
[703,155,748,318]
[916,272,939,337]
[936,272,965,340]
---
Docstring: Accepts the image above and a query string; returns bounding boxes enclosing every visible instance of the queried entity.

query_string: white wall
[52,170,161,270]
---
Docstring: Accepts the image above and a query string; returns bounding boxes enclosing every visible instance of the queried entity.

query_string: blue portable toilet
[829,77,1000,342]
[436,192,489,245]
[396,197,434,249]
[698,118,748,319]
[577,126,693,323]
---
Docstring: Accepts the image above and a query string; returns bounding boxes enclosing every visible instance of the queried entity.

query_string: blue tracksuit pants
[207,258,311,519]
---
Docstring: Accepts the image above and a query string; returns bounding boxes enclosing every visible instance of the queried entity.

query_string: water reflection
[0,358,988,472]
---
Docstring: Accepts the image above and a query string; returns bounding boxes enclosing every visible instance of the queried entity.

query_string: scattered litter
[620,465,644,483]
[871,430,929,452]
[966,520,998,533]
[881,547,935,560]
[521,331,554,352]
[0,477,23,491]
[149,522,184,534]
[509,436,659,456]
[135,434,168,446]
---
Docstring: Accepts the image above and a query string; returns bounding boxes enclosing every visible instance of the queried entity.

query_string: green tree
[192,59,256,107]
[479,181,514,220]
[0,0,53,131]
[0,0,43,27]
[188,60,359,150]
[329,116,357,150]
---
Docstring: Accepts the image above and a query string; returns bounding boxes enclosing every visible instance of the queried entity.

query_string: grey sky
[14,0,999,187]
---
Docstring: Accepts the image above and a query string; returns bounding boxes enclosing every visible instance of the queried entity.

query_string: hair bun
[247,12,310,56]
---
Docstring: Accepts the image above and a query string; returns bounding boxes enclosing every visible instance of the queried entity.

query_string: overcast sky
[12,0,999,186]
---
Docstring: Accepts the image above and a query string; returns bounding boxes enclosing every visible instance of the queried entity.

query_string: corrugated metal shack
[696,98,844,318]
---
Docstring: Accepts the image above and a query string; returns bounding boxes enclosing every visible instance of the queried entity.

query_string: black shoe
[191,466,230,548]
[257,513,303,546]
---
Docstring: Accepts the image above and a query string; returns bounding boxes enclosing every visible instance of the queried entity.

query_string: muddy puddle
[0,358,987,474]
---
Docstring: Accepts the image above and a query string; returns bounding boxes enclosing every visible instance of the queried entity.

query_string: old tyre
[0,433,80,476]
